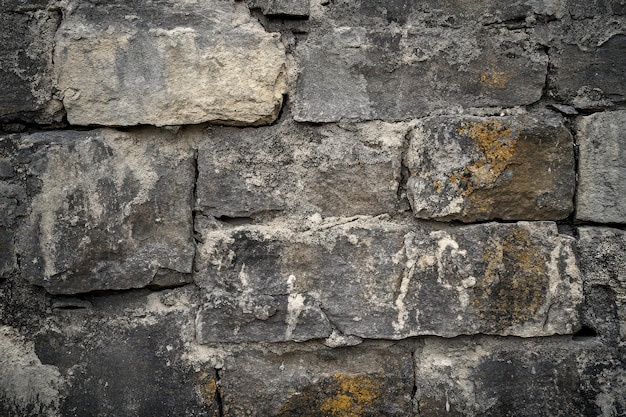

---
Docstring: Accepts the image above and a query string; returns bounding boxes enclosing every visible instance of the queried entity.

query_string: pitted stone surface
[195,219,581,341]
[55,0,287,127]
[406,112,575,222]
[195,119,407,218]
[576,110,626,223]
[15,129,195,294]
[246,0,309,17]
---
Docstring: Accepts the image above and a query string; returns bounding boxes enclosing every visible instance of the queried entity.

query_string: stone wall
[1,1,625,416]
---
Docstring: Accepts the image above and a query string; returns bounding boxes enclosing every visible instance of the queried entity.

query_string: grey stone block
[195,119,407,218]
[16,128,195,294]
[195,219,582,341]
[220,347,414,416]
[246,0,309,17]
[294,26,547,122]
[551,35,626,109]
[415,336,625,416]
[576,110,626,223]
[0,8,63,124]
[55,0,286,126]
[406,112,575,222]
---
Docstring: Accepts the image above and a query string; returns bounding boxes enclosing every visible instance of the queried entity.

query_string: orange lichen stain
[319,374,380,417]
[471,227,548,328]
[200,378,217,400]
[480,69,512,89]
[434,179,443,193]
[448,119,518,197]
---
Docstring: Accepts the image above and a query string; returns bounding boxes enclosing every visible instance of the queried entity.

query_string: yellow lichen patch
[448,119,518,197]
[471,226,548,329]
[199,378,217,403]
[320,374,380,417]
[480,69,512,89]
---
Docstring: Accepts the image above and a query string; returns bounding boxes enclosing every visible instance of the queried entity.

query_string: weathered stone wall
[1,0,625,416]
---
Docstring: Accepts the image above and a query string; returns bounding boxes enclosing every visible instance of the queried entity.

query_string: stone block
[576,110,626,223]
[415,336,626,416]
[294,25,547,122]
[551,35,626,109]
[16,128,195,294]
[0,8,63,124]
[195,219,581,341]
[246,0,309,17]
[55,0,286,127]
[220,347,414,416]
[406,112,575,222]
[577,227,626,344]
[195,119,407,218]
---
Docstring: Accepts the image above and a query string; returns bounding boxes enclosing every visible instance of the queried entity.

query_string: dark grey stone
[246,0,309,17]
[0,9,63,124]
[16,128,195,294]
[294,26,547,122]
[220,347,414,416]
[406,112,575,222]
[195,219,582,340]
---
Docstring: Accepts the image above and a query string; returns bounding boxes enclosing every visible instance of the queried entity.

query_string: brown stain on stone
[449,119,518,197]
[277,373,381,417]
[480,69,512,89]
[471,226,548,329]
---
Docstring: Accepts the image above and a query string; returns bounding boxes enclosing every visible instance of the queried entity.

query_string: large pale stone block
[219,348,414,416]
[16,128,195,294]
[406,112,575,222]
[195,119,407,218]
[194,219,581,342]
[55,0,287,127]
[576,111,626,223]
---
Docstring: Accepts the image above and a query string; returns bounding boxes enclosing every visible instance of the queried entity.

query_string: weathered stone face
[15,129,195,294]
[294,21,547,122]
[577,227,626,344]
[406,113,575,222]
[194,219,581,342]
[576,110,626,223]
[219,347,414,416]
[0,6,63,124]
[415,336,624,416]
[195,119,407,218]
[551,34,626,109]
[246,0,309,17]
[55,0,287,127]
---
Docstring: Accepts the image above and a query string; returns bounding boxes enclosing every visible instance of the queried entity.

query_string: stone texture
[294,24,547,122]
[195,218,581,341]
[55,0,286,127]
[195,119,407,219]
[220,346,414,416]
[577,227,626,345]
[415,336,626,416]
[15,128,195,294]
[551,34,626,109]
[0,6,64,124]
[246,0,309,17]
[576,111,626,223]
[406,112,575,222]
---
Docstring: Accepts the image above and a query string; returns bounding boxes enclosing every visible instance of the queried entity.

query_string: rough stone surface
[195,118,407,219]
[0,6,64,124]
[415,336,626,416]
[55,0,287,127]
[294,16,547,122]
[551,34,626,109]
[246,0,309,17]
[220,346,414,416]
[195,218,581,341]
[576,111,626,223]
[577,227,626,346]
[14,129,195,294]
[406,112,575,222]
